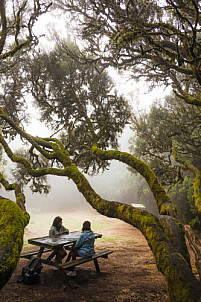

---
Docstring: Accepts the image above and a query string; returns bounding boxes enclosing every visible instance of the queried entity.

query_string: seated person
[49,216,69,264]
[49,216,69,236]
[72,220,95,260]
[66,221,95,276]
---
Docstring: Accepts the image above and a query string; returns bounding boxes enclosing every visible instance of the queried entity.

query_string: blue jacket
[75,230,95,258]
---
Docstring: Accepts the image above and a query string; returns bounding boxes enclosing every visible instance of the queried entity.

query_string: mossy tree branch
[0,0,7,55]
[1,121,201,300]
[0,108,57,160]
[0,134,73,178]
[0,197,30,290]
[90,143,177,218]
[0,0,52,60]
[59,160,201,302]
[185,225,201,281]
[172,147,201,213]
[0,173,29,290]
[0,171,26,212]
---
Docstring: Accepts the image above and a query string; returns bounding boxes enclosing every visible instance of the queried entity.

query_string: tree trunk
[1,134,201,300]
[185,225,201,279]
[0,197,29,290]
[64,162,201,302]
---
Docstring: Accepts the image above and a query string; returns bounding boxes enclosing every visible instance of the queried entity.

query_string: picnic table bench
[21,231,113,281]
[20,248,51,259]
[58,250,113,273]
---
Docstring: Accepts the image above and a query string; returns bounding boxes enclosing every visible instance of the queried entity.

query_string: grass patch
[26,216,108,234]
[22,243,36,252]
[101,236,136,243]
[23,213,112,250]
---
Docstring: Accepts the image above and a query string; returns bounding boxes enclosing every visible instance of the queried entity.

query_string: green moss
[91,144,177,217]
[8,141,197,300]
[0,198,29,289]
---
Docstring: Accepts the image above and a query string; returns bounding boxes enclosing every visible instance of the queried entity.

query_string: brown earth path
[1,208,168,302]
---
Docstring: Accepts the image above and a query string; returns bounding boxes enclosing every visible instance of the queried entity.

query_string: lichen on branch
[61,160,201,301]
[90,143,177,217]
[0,172,29,290]
[0,197,29,290]
[172,147,201,213]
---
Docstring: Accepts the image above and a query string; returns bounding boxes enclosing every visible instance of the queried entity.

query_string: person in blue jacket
[66,220,95,276]
[72,221,95,260]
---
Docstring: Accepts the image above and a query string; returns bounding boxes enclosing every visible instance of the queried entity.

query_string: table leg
[37,247,44,258]
[55,248,65,264]
[65,243,74,263]
[46,250,57,261]
[93,258,100,273]
[65,250,72,263]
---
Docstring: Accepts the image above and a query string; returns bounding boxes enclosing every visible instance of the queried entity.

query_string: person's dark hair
[82,221,91,232]
[52,216,62,231]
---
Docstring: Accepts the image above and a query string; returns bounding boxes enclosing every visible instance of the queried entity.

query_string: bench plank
[20,248,51,259]
[59,250,113,271]
[21,249,113,275]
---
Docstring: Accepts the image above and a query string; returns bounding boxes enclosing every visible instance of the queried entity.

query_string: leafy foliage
[11,148,50,194]
[0,0,52,62]
[0,64,30,137]
[20,43,131,174]
[129,94,201,186]
[129,93,201,227]
[56,0,201,106]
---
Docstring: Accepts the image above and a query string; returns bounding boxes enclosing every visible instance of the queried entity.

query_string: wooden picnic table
[28,230,102,249]
[21,231,113,279]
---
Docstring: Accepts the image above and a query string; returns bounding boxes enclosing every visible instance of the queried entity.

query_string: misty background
[0,70,163,216]
[0,11,165,216]
[0,123,158,216]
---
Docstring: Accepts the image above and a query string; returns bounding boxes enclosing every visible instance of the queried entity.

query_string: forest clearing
[1,209,169,302]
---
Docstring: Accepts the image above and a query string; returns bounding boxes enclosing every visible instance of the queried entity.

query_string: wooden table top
[28,231,102,249]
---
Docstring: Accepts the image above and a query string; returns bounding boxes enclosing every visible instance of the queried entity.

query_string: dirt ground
[1,209,170,302]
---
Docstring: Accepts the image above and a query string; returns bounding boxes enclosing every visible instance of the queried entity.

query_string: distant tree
[130,94,201,185]
[169,176,195,225]
[129,94,201,227]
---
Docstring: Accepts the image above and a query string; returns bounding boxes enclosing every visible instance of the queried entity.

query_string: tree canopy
[129,93,201,225]
[56,0,201,106]
[129,94,201,186]
[23,45,131,174]
[0,0,51,61]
